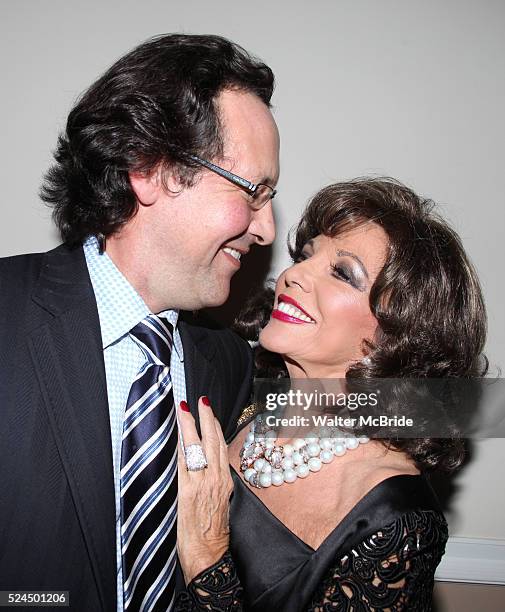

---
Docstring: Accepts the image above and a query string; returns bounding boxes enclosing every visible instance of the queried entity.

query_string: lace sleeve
[307,510,448,611]
[174,551,244,611]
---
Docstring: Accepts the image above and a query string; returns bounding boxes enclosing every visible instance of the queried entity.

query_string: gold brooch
[237,403,259,427]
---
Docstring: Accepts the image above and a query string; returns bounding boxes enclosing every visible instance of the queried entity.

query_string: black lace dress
[175,465,448,611]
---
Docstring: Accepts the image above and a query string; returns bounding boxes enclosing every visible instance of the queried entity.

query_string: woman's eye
[332,265,353,284]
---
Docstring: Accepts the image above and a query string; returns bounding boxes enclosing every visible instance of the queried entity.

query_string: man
[0,34,279,611]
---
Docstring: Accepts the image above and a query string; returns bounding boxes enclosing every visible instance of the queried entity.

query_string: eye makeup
[330,261,365,291]
[332,251,368,292]
[293,242,369,292]
[334,249,369,280]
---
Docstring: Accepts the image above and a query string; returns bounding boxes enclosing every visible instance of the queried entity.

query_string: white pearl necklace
[240,414,369,488]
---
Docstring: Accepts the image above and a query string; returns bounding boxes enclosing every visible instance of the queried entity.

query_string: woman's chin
[258,322,289,354]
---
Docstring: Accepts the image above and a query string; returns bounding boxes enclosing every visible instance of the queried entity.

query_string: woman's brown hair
[234,177,488,471]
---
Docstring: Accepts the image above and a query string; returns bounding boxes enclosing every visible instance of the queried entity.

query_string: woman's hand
[177,396,234,585]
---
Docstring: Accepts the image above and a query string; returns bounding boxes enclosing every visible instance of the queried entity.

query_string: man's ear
[129,165,181,206]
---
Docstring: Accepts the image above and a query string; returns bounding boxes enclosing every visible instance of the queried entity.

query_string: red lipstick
[271,310,306,324]
[271,294,315,325]
[277,294,314,319]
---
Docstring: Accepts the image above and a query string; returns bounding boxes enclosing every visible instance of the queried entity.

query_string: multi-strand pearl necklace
[240,414,369,488]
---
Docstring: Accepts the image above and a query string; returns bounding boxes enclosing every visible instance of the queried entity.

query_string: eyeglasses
[187,154,277,211]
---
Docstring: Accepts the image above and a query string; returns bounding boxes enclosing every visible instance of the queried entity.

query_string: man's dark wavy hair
[234,177,488,472]
[40,34,275,246]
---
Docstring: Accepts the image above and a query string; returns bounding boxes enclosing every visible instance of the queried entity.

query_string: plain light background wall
[2,1,504,540]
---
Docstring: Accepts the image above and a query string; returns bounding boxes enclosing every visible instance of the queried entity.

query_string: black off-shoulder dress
[176,464,448,611]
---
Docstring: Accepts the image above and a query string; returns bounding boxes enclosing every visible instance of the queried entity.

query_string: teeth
[222,247,241,261]
[277,301,315,323]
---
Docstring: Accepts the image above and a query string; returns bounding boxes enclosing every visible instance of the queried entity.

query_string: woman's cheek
[324,295,376,346]
[325,292,360,326]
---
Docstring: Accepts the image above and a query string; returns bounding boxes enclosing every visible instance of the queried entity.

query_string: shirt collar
[83,235,184,361]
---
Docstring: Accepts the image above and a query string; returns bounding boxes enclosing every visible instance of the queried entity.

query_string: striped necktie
[120,314,178,612]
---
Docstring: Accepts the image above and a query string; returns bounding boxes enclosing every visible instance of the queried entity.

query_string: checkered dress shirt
[83,235,187,612]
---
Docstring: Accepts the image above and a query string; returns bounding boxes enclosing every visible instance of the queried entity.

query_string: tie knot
[129,314,174,367]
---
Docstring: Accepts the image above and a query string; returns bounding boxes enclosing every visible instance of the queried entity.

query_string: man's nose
[249,202,276,246]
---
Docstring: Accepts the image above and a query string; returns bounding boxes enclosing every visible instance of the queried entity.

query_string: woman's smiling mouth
[272,294,316,324]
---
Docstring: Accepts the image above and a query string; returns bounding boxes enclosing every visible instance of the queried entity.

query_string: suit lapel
[179,315,253,441]
[178,317,223,435]
[29,245,115,611]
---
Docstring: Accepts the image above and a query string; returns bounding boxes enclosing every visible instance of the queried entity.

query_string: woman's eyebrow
[335,249,369,279]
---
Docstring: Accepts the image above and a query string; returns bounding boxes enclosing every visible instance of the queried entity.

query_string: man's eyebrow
[335,249,369,279]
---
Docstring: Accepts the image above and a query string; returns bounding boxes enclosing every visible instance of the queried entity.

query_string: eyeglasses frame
[187,154,277,210]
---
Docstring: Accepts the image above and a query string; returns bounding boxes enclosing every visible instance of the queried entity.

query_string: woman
[175,178,487,611]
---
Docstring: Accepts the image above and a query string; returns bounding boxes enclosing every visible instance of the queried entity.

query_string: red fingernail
[201,396,211,407]
[179,401,190,412]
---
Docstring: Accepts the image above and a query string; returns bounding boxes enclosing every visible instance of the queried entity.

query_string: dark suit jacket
[0,244,253,611]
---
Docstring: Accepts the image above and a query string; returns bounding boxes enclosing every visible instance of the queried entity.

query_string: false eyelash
[331,263,353,285]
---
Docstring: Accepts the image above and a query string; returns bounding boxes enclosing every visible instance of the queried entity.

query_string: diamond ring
[184,443,208,471]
